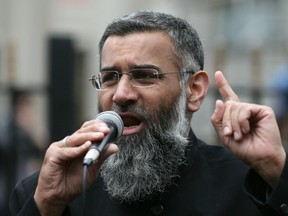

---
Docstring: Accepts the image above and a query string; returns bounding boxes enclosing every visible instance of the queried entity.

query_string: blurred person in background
[10,11,287,216]
[0,90,44,215]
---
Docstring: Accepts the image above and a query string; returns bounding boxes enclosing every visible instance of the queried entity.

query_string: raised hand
[211,71,286,187]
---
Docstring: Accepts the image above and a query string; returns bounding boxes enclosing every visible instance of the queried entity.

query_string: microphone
[83,111,124,166]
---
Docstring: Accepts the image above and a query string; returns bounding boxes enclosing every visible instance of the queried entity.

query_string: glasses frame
[89,68,195,91]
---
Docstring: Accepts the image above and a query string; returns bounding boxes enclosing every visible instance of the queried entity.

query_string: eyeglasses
[89,68,194,91]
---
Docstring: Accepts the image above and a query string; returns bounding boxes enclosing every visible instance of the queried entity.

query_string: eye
[101,71,119,83]
[131,69,158,80]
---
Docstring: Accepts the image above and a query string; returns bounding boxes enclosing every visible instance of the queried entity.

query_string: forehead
[101,32,178,69]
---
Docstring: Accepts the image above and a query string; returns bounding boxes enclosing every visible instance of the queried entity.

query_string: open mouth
[120,113,143,135]
[124,118,141,129]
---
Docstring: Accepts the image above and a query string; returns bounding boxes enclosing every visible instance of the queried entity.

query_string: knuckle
[225,100,236,106]
[50,142,59,148]
[81,120,95,128]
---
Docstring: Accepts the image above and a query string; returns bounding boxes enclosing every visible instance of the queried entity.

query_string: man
[10,11,287,216]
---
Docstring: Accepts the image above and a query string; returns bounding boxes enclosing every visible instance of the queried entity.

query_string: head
[99,11,204,86]
[96,11,209,203]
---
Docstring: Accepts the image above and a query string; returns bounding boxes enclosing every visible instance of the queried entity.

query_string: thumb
[86,143,119,182]
[211,100,226,137]
[97,143,119,165]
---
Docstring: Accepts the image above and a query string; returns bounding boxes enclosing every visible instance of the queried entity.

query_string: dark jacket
[10,131,288,215]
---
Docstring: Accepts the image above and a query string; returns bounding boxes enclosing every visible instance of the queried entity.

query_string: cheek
[98,92,113,110]
[144,89,180,114]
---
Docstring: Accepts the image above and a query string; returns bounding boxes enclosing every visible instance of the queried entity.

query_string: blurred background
[1,0,288,214]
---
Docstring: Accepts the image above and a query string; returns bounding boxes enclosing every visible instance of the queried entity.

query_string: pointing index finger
[215,71,239,102]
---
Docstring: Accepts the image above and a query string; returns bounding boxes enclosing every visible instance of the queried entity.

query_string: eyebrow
[101,64,161,72]
[100,66,118,72]
[133,64,160,70]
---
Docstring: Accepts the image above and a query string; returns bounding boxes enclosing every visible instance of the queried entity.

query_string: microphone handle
[96,126,116,153]
[83,126,116,166]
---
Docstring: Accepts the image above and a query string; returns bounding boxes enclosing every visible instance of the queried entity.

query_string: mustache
[100,104,155,125]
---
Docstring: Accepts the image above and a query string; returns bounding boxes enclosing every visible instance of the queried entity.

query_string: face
[98,32,191,203]
[98,32,182,135]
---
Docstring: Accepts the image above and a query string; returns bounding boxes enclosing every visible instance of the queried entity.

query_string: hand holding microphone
[83,111,124,166]
[81,111,124,214]
[34,111,123,215]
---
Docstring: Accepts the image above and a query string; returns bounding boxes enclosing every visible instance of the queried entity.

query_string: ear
[186,70,209,112]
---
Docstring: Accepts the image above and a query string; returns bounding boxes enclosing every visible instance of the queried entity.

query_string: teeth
[124,125,138,129]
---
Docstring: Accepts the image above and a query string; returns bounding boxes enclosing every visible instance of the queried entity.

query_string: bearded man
[10,11,287,216]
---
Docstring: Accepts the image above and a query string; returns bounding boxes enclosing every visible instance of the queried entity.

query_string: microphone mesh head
[96,111,124,137]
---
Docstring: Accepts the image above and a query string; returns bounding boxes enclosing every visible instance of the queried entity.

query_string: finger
[81,119,108,128]
[215,71,240,102]
[61,141,92,160]
[228,102,244,141]
[61,136,69,148]
[46,141,91,162]
[211,99,228,136]
[224,102,255,141]
[221,101,233,136]
[237,105,251,135]
[211,100,223,124]
[87,143,119,180]
[96,143,119,166]
[57,132,105,148]
[78,120,110,134]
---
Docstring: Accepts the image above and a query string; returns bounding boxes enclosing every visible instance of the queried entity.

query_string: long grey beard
[100,90,190,203]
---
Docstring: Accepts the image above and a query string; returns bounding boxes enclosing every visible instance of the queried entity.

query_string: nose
[112,75,139,107]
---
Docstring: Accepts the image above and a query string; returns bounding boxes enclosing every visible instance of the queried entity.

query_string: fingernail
[99,126,109,132]
[234,131,241,140]
[82,141,91,148]
[100,122,107,127]
[223,127,230,135]
[93,132,103,138]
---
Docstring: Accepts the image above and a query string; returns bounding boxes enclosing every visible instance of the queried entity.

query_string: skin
[33,32,285,216]
[211,71,286,187]
[100,32,180,134]
[99,32,209,134]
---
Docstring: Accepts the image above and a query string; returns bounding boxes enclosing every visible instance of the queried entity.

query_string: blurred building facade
[1,0,288,214]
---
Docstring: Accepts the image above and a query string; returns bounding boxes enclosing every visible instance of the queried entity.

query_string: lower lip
[122,123,143,135]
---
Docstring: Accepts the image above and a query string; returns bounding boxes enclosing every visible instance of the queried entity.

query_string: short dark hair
[99,11,204,82]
